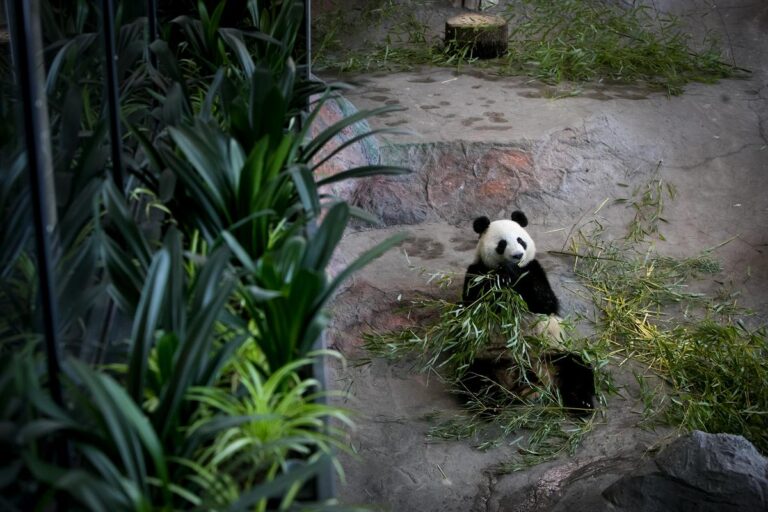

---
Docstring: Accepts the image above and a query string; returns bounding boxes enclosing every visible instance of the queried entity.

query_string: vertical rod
[146,0,157,68]
[303,0,311,81]
[312,333,336,501]
[10,0,64,407]
[102,0,124,190]
[296,0,311,132]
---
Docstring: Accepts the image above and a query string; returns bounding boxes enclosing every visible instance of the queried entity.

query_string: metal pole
[303,0,311,81]
[10,0,64,407]
[296,0,312,133]
[102,0,124,190]
[146,0,157,68]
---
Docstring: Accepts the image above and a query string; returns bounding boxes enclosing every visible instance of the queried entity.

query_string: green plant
[313,0,743,93]
[170,0,307,78]
[3,0,412,508]
[230,201,407,372]
[567,222,768,452]
[8,355,173,511]
[505,0,742,94]
[136,47,408,258]
[187,356,352,509]
[1,351,347,511]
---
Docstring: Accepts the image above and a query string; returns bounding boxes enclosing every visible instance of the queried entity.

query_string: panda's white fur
[527,314,565,343]
[475,219,537,269]
[467,216,561,342]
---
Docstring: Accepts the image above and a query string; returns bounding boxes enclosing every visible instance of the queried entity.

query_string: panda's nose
[510,252,524,262]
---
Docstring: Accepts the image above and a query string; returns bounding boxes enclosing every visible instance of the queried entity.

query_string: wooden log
[445,13,508,59]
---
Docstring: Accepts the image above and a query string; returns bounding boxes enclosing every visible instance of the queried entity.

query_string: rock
[352,142,556,226]
[347,121,656,228]
[351,173,430,226]
[602,431,768,512]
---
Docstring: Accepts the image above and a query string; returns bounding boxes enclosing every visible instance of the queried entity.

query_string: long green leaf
[319,232,409,309]
[91,366,171,505]
[168,125,232,212]
[316,165,411,188]
[219,28,255,76]
[127,246,171,403]
[23,453,130,511]
[103,181,152,271]
[155,247,234,441]
[302,202,348,271]
[302,105,405,163]
[200,68,226,122]
[68,361,145,490]
[310,127,413,172]
[221,230,257,273]
[288,164,321,217]
[227,456,326,511]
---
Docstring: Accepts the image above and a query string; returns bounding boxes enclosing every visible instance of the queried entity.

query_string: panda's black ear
[511,210,528,227]
[473,216,491,234]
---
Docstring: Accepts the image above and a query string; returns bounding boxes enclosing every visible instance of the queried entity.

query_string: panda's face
[477,219,536,269]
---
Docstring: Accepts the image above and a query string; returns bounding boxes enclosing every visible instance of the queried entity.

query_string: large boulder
[603,431,768,512]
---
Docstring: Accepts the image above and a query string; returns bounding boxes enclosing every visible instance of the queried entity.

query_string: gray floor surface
[317,1,768,510]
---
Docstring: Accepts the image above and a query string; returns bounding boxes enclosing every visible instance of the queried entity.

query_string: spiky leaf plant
[186,357,352,507]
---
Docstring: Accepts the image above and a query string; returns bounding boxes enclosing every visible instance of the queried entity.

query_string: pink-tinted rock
[347,142,568,226]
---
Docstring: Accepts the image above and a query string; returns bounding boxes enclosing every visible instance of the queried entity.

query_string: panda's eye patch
[495,240,508,255]
[517,237,527,250]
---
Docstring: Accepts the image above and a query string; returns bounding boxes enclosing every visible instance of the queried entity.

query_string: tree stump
[445,13,508,59]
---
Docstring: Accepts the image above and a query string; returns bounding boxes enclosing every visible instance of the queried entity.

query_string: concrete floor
[318,1,768,510]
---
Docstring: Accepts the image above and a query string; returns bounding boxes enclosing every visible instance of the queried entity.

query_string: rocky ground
[313,1,768,510]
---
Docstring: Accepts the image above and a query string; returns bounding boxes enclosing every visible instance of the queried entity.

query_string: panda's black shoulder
[514,259,560,316]
[518,259,549,281]
[466,261,492,275]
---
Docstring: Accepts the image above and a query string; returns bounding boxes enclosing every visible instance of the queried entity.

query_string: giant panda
[460,210,595,415]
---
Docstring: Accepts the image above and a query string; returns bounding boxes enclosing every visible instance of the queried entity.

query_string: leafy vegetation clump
[505,0,741,94]
[557,168,767,453]
[185,356,353,507]
[364,277,612,471]
[568,224,768,453]
[366,280,533,376]
[313,0,466,73]
[313,0,745,94]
